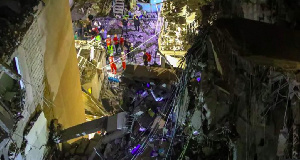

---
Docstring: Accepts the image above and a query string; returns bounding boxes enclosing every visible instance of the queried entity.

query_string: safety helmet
[107,35,110,38]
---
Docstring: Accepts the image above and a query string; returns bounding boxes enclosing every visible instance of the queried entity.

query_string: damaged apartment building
[1,0,300,160]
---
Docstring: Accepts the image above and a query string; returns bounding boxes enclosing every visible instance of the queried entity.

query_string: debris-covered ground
[94,16,160,66]
[56,65,178,159]
[56,1,300,160]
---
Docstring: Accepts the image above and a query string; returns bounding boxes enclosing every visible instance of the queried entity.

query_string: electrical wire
[130,60,190,159]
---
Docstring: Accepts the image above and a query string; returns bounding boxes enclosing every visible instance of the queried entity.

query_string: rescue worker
[95,34,101,41]
[109,56,117,74]
[124,38,130,53]
[107,45,114,64]
[120,36,125,51]
[113,34,119,54]
[133,14,140,31]
[108,44,117,74]
[94,34,101,46]
[106,35,111,47]
[143,52,151,66]
[146,52,151,63]
[129,43,136,63]
[121,51,126,70]
[100,28,107,40]
[74,31,78,40]
[122,17,128,34]
[143,52,148,66]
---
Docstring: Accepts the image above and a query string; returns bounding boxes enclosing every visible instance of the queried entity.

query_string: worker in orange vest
[109,56,117,74]
[106,35,111,47]
[121,51,126,70]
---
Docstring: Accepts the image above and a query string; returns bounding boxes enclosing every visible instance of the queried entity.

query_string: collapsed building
[168,18,300,160]
[1,0,300,159]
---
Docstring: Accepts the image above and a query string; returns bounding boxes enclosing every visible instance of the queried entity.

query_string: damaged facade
[170,17,300,160]
[1,0,300,159]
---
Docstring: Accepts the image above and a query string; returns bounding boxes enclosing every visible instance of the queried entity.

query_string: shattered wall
[16,0,86,132]
[1,0,86,158]
[172,17,300,159]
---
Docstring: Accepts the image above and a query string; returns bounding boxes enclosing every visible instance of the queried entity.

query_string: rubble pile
[98,75,174,159]
[167,17,300,159]
[55,66,177,159]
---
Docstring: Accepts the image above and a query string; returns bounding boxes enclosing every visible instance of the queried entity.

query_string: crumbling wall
[10,3,46,150]
[1,0,87,158]
[173,21,300,159]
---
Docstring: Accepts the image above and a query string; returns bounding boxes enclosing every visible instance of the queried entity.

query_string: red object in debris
[106,38,111,46]
[146,52,151,62]
[97,131,101,134]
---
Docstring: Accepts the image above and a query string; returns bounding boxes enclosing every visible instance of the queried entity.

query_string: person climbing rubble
[133,14,140,32]
[107,44,114,64]
[143,52,148,66]
[120,36,125,50]
[125,42,131,60]
[122,17,128,34]
[121,51,126,70]
[94,34,101,42]
[143,52,151,66]
[106,35,111,47]
[113,34,120,54]
[109,57,117,74]
[100,28,107,40]
[90,28,99,40]
[74,31,78,40]
[130,43,136,63]
[124,38,130,53]
[146,52,151,63]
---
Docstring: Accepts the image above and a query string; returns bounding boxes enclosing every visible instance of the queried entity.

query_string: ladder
[113,0,124,16]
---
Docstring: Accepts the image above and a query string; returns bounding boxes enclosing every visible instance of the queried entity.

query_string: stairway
[113,0,124,16]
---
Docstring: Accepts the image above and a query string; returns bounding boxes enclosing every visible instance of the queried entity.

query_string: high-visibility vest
[107,45,114,56]
[95,35,101,41]
[106,38,111,46]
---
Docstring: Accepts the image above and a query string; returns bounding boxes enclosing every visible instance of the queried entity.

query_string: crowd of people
[74,12,154,75]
